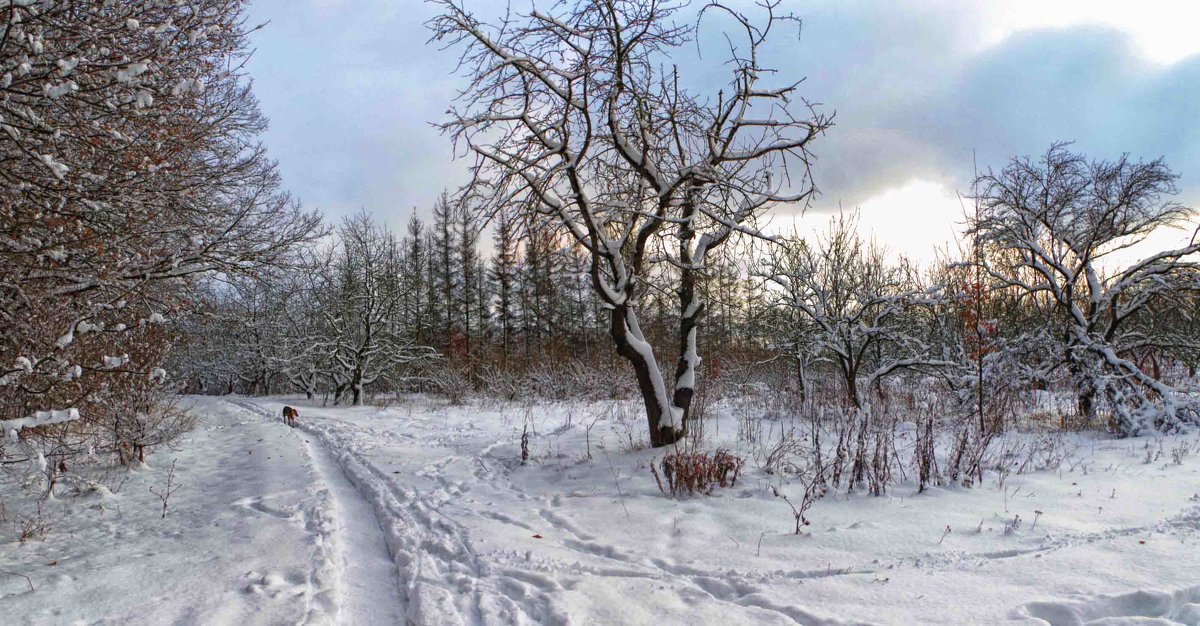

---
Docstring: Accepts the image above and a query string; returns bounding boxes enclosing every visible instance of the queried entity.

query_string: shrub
[652,449,744,497]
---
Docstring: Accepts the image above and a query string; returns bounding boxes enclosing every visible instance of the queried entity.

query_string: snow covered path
[230,398,407,625]
[234,396,1200,626]
[0,396,407,625]
[242,397,571,625]
[304,436,407,625]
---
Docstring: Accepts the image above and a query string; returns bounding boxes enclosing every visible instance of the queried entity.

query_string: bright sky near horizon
[244,0,1200,266]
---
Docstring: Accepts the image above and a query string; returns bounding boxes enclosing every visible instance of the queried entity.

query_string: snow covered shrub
[770,480,822,533]
[945,418,993,488]
[428,365,472,406]
[475,357,637,404]
[149,460,181,519]
[681,378,719,453]
[114,400,197,468]
[915,413,939,493]
[1171,442,1189,465]
[478,364,523,401]
[528,358,637,402]
[987,433,1076,488]
[599,402,647,451]
[760,435,807,477]
[652,449,744,497]
[2,322,193,497]
[18,502,50,543]
[797,404,904,496]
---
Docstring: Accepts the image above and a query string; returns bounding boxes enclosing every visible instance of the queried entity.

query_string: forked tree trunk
[843,363,862,409]
[610,304,686,448]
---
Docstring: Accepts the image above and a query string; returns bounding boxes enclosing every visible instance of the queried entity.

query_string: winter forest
[2,1,1200,625]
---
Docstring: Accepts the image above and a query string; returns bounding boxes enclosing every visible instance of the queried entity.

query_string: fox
[282,406,299,428]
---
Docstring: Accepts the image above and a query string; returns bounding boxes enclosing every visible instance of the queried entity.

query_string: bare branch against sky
[244,0,1200,262]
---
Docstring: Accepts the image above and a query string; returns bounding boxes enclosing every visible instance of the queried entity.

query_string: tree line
[181,142,1200,440]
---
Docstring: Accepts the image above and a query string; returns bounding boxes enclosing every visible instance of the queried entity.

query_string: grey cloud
[834,23,1198,208]
[242,1,1200,226]
[920,28,1200,192]
[246,0,465,224]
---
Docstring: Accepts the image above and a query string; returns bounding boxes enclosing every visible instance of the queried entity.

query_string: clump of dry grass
[652,448,744,497]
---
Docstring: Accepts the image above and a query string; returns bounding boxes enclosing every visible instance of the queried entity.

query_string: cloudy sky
[244,0,1200,263]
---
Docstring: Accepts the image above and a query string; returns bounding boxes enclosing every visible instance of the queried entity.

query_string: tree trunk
[351,371,363,406]
[1077,386,1096,424]
[795,354,807,403]
[1067,346,1097,425]
[845,367,861,409]
[610,305,684,448]
[332,382,346,406]
[670,265,703,445]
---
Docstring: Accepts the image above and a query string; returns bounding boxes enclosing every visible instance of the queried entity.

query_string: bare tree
[970,143,1200,434]
[311,213,437,405]
[758,213,954,408]
[431,0,831,446]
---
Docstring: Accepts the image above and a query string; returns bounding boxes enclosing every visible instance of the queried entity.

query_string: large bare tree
[431,0,831,446]
[970,143,1200,434]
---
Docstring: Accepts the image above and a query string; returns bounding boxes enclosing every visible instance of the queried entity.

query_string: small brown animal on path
[282,406,299,428]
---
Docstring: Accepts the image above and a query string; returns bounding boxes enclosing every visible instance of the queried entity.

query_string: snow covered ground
[2,395,1199,625]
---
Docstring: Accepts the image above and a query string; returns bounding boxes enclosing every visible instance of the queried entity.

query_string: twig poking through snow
[149,459,181,519]
[602,449,630,518]
[520,422,530,465]
[0,568,34,592]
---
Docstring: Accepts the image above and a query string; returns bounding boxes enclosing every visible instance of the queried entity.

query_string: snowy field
[3,395,1199,625]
